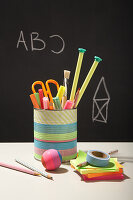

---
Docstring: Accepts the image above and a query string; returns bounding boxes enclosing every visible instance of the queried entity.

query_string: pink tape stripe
[34,137,77,143]
[59,147,77,157]
[34,147,46,155]
[34,146,77,157]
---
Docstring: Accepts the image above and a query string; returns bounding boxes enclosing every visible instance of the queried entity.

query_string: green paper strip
[34,93,41,108]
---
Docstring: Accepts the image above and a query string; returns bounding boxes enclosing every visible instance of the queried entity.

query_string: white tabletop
[0,142,133,200]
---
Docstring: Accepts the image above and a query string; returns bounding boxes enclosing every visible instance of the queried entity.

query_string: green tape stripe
[34,131,77,141]
[34,153,42,160]
[62,153,77,161]
[34,153,77,162]
[34,109,77,125]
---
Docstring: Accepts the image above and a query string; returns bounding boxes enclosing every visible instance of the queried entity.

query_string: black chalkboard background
[0,1,132,142]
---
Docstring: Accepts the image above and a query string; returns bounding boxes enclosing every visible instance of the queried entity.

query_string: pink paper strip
[34,146,77,157]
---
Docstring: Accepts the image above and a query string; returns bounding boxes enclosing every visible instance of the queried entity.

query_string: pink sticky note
[82,174,124,181]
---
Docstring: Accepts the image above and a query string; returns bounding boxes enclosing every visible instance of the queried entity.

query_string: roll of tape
[86,150,110,167]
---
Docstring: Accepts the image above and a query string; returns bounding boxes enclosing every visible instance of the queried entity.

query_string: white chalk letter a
[17,30,28,51]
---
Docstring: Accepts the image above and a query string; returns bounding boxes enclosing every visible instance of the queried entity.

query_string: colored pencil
[15,159,53,180]
[0,161,40,176]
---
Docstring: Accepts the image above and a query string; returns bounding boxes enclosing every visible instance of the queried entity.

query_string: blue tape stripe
[58,151,62,163]
[34,139,77,150]
[34,122,77,134]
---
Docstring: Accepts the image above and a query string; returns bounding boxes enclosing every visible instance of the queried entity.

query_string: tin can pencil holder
[34,109,77,162]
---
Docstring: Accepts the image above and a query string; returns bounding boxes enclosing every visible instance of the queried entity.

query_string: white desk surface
[0,142,133,200]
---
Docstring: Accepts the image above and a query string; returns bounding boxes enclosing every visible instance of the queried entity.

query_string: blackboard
[0,1,132,142]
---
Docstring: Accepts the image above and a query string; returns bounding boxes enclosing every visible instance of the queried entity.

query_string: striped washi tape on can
[34,109,77,162]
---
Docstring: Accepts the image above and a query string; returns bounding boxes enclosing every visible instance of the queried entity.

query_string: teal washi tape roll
[86,150,110,167]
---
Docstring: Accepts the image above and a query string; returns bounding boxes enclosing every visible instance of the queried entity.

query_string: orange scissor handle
[46,79,60,103]
[32,81,48,97]
[32,80,60,104]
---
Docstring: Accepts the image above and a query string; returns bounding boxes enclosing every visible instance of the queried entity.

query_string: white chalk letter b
[31,32,46,51]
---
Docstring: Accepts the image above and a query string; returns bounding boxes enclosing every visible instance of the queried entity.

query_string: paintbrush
[62,70,71,108]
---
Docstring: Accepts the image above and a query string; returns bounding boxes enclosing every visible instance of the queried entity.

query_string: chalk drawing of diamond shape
[92,77,110,123]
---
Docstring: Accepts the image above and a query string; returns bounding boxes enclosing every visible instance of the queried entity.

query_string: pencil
[77,161,88,167]
[0,161,40,176]
[15,159,53,180]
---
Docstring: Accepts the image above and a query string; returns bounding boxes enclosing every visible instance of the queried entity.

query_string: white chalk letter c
[49,35,65,54]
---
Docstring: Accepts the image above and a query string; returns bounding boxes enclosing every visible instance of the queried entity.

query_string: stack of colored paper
[70,150,124,181]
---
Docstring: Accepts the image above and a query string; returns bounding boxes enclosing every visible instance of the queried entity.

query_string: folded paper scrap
[70,150,124,181]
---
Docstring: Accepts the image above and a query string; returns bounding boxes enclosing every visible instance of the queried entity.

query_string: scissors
[32,80,60,109]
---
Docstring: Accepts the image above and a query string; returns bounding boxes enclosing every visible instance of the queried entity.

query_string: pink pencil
[0,161,40,176]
